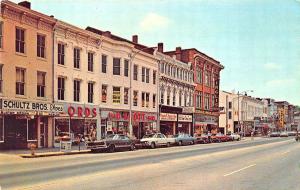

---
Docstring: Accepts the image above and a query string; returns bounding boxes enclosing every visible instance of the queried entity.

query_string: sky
[13,0,300,105]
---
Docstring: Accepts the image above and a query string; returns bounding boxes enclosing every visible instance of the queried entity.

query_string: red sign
[108,111,156,122]
[68,106,97,118]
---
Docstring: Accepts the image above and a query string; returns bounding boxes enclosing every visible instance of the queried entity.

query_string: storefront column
[188,123,191,135]
[48,118,53,148]
[37,116,41,148]
[96,112,101,140]
[173,122,176,135]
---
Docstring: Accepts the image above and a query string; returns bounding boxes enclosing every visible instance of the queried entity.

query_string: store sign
[160,113,177,121]
[195,115,217,124]
[67,106,97,118]
[0,99,63,113]
[107,111,156,122]
[182,107,195,114]
[178,114,192,122]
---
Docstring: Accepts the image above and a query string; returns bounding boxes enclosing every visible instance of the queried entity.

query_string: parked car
[280,131,288,137]
[140,133,174,148]
[211,133,230,143]
[173,133,196,146]
[287,131,297,136]
[86,134,137,153]
[195,134,211,144]
[227,133,241,141]
[269,132,280,137]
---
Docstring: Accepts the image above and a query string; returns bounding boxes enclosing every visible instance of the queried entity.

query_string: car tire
[167,142,171,147]
[179,141,183,146]
[130,144,135,151]
[151,142,156,149]
[109,145,115,153]
[191,141,195,145]
[218,139,221,143]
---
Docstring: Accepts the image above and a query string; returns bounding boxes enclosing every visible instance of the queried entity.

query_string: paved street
[0,137,299,190]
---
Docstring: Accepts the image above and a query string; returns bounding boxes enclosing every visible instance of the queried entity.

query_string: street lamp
[128,46,157,138]
[237,90,253,137]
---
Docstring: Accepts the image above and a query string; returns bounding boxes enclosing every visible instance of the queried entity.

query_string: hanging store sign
[0,99,63,113]
[160,113,177,121]
[178,114,192,122]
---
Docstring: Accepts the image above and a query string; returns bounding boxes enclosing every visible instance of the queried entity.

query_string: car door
[161,134,168,144]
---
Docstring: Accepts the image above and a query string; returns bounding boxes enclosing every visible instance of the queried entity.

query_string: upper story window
[37,72,46,97]
[112,86,121,104]
[102,54,107,73]
[101,85,107,103]
[142,67,145,82]
[229,102,232,109]
[133,91,138,106]
[58,43,65,65]
[153,71,156,85]
[88,52,94,72]
[74,48,80,69]
[0,22,3,49]
[73,80,80,102]
[133,65,138,80]
[16,68,25,95]
[124,88,129,104]
[146,68,150,83]
[160,88,164,104]
[37,34,45,58]
[124,59,129,77]
[153,94,156,108]
[204,93,210,110]
[160,62,164,73]
[173,89,176,106]
[204,70,209,86]
[58,77,65,100]
[88,82,94,103]
[0,64,3,93]
[113,58,121,75]
[16,28,25,53]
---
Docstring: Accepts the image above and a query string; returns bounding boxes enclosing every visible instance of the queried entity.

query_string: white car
[227,133,241,141]
[140,133,174,149]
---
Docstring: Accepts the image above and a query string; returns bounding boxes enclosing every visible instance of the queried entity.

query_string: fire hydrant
[29,143,37,156]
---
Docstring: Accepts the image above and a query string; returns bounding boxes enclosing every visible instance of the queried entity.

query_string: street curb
[19,150,91,158]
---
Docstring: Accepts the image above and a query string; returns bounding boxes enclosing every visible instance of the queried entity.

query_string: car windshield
[143,134,155,138]
[173,134,179,138]
[106,134,116,139]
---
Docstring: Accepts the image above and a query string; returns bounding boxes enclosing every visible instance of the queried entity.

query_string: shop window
[37,72,46,97]
[0,22,2,49]
[0,117,3,142]
[124,59,129,77]
[27,119,37,141]
[58,43,65,65]
[37,34,45,58]
[55,118,70,144]
[16,68,25,95]
[73,80,80,102]
[153,70,156,85]
[146,93,150,108]
[153,94,156,108]
[102,54,107,73]
[112,86,121,104]
[88,52,94,72]
[113,58,121,75]
[124,88,129,104]
[74,48,80,69]
[88,82,94,103]
[0,64,3,93]
[146,68,150,83]
[133,91,138,106]
[134,65,138,80]
[16,27,25,53]
[58,77,65,100]
[101,85,107,103]
[142,67,145,82]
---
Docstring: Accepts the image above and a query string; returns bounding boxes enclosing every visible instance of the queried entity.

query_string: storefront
[0,99,63,149]
[100,109,157,139]
[160,113,177,137]
[54,103,98,147]
[194,114,218,135]
[178,114,193,134]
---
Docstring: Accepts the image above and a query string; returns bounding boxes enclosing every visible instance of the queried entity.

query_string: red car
[211,133,230,143]
[195,134,211,144]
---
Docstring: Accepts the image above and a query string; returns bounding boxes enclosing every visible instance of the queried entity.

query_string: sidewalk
[0,143,90,158]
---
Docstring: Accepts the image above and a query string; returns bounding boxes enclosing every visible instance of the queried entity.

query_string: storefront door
[40,123,46,147]
[4,116,27,149]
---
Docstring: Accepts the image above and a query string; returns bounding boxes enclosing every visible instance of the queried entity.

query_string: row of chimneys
[17,1,183,61]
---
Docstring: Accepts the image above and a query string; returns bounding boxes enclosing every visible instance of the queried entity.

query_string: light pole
[128,46,157,138]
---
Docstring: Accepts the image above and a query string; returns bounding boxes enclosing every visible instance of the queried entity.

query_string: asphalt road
[0,137,299,190]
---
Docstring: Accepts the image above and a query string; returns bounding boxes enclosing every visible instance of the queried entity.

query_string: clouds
[263,63,282,71]
[139,12,171,32]
[265,78,296,87]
